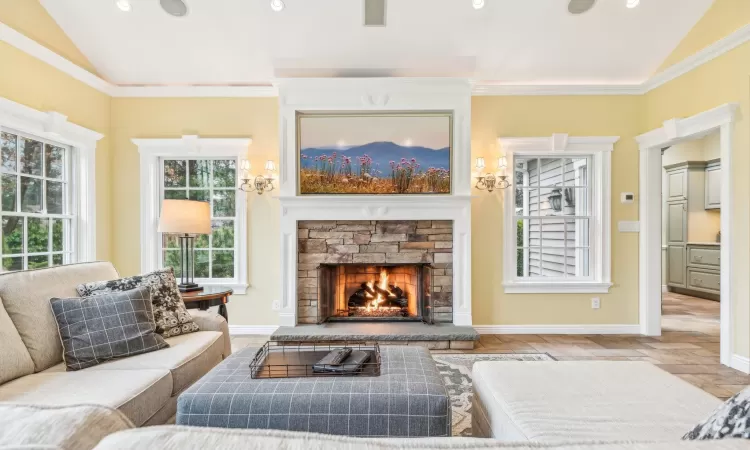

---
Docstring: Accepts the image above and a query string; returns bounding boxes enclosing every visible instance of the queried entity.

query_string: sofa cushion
[50,286,169,371]
[94,426,750,450]
[0,297,34,385]
[472,361,722,442]
[0,368,172,426]
[81,331,223,395]
[77,268,199,338]
[0,262,119,372]
[0,403,132,450]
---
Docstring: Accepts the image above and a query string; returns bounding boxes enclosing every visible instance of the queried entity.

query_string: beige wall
[471,96,642,325]
[656,0,750,73]
[0,0,747,353]
[0,42,112,261]
[109,98,281,326]
[0,0,98,74]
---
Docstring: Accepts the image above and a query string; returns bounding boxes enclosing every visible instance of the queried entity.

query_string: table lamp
[158,199,211,292]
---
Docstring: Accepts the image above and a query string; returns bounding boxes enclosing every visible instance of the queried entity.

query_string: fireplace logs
[346,269,409,317]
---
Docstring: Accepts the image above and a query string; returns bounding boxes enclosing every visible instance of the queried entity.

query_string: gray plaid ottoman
[176,345,451,437]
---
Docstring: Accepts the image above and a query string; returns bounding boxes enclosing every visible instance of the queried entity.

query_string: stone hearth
[298,220,454,324]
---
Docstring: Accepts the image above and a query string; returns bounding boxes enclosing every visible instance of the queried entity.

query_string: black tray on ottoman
[249,342,381,379]
[176,345,451,437]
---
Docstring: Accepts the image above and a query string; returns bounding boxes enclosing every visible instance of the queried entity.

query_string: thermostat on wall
[621,192,635,204]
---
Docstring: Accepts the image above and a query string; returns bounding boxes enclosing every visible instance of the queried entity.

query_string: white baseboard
[661,285,668,293]
[730,354,750,374]
[473,324,641,335]
[229,325,279,335]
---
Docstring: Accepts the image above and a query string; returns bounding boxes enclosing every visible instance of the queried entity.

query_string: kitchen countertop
[687,242,721,246]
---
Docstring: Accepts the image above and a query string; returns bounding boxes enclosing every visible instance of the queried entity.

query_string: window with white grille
[501,135,615,294]
[1,130,73,271]
[159,158,238,281]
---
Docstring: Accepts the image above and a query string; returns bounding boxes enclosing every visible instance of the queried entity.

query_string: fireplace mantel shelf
[274,195,476,204]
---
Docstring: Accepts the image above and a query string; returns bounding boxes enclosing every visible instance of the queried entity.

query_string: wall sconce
[239,159,276,195]
[474,156,510,193]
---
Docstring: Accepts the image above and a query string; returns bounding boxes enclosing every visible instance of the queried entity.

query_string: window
[514,156,591,279]
[1,130,73,271]
[160,158,237,280]
[136,136,249,294]
[502,134,616,293]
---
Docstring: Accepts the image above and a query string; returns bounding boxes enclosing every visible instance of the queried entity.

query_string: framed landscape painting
[297,112,452,195]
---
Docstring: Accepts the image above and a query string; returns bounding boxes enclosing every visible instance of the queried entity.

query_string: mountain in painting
[300,141,450,174]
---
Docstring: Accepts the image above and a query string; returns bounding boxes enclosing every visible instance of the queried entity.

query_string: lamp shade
[158,199,211,235]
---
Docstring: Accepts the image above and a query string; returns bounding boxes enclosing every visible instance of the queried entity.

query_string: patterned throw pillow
[77,268,199,338]
[50,286,169,370]
[683,386,750,440]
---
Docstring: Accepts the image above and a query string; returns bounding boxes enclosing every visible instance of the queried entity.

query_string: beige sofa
[0,404,747,450]
[0,262,231,426]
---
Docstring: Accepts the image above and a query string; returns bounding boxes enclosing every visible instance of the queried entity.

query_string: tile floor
[231,291,747,400]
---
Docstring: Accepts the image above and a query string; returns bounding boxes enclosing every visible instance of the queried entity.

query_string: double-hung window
[502,135,616,293]
[160,158,238,280]
[135,136,249,294]
[1,130,73,271]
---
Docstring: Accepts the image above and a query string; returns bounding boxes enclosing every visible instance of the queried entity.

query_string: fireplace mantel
[275,78,473,327]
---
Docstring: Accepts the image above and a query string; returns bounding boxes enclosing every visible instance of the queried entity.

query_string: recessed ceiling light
[626,0,640,8]
[270,0,285,12]
[115,0,132,12]
[472,0,485,9]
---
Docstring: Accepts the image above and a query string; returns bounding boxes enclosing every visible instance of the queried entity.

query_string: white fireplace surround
[276,78,473,327]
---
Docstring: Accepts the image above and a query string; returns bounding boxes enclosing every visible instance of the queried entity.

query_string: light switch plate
[621,192,635,203]
[618,221,640,232]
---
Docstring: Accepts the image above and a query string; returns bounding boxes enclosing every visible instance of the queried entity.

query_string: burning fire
[363,269,400,311]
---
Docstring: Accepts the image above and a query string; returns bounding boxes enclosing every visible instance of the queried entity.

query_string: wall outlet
[591,298,601,309]
[272,300,280,311]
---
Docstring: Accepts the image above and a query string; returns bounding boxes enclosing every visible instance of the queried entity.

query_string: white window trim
[499,134,617,294]
[135,136,251,294]
[0,97,102,263]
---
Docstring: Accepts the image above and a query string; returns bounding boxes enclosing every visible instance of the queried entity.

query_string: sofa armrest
[188,310,231,358]
[0,403,133,450]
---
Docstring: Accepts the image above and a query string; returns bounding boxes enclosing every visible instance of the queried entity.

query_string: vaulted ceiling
[39,0,713,87]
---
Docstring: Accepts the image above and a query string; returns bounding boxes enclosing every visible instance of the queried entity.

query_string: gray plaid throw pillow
[50,286,169,371]
[76,267,199,338]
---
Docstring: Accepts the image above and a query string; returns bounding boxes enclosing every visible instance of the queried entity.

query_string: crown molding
[113,85,278,98]
[0,22,116,95]
[470,83,644,96]
[642,23,750,93]
[2,20,748,98]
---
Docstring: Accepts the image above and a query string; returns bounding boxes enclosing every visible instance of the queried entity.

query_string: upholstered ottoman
[472,361,721,442]
[177,345,451,437]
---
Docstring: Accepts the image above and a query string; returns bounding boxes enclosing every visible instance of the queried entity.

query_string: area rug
[432,353,555,437]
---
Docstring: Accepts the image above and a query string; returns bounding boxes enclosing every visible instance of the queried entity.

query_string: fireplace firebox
[317,264,433,324]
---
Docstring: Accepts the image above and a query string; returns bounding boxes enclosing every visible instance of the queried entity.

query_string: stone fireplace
[298,220,453,324]
[275,78,473,329]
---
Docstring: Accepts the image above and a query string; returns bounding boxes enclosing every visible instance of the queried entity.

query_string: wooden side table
[181,287,232,322]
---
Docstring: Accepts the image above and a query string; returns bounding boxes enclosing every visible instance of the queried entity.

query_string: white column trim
[134,136,252,294]
[635,103,739,370]
[498,134,617,293]
[0,96,103,262]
